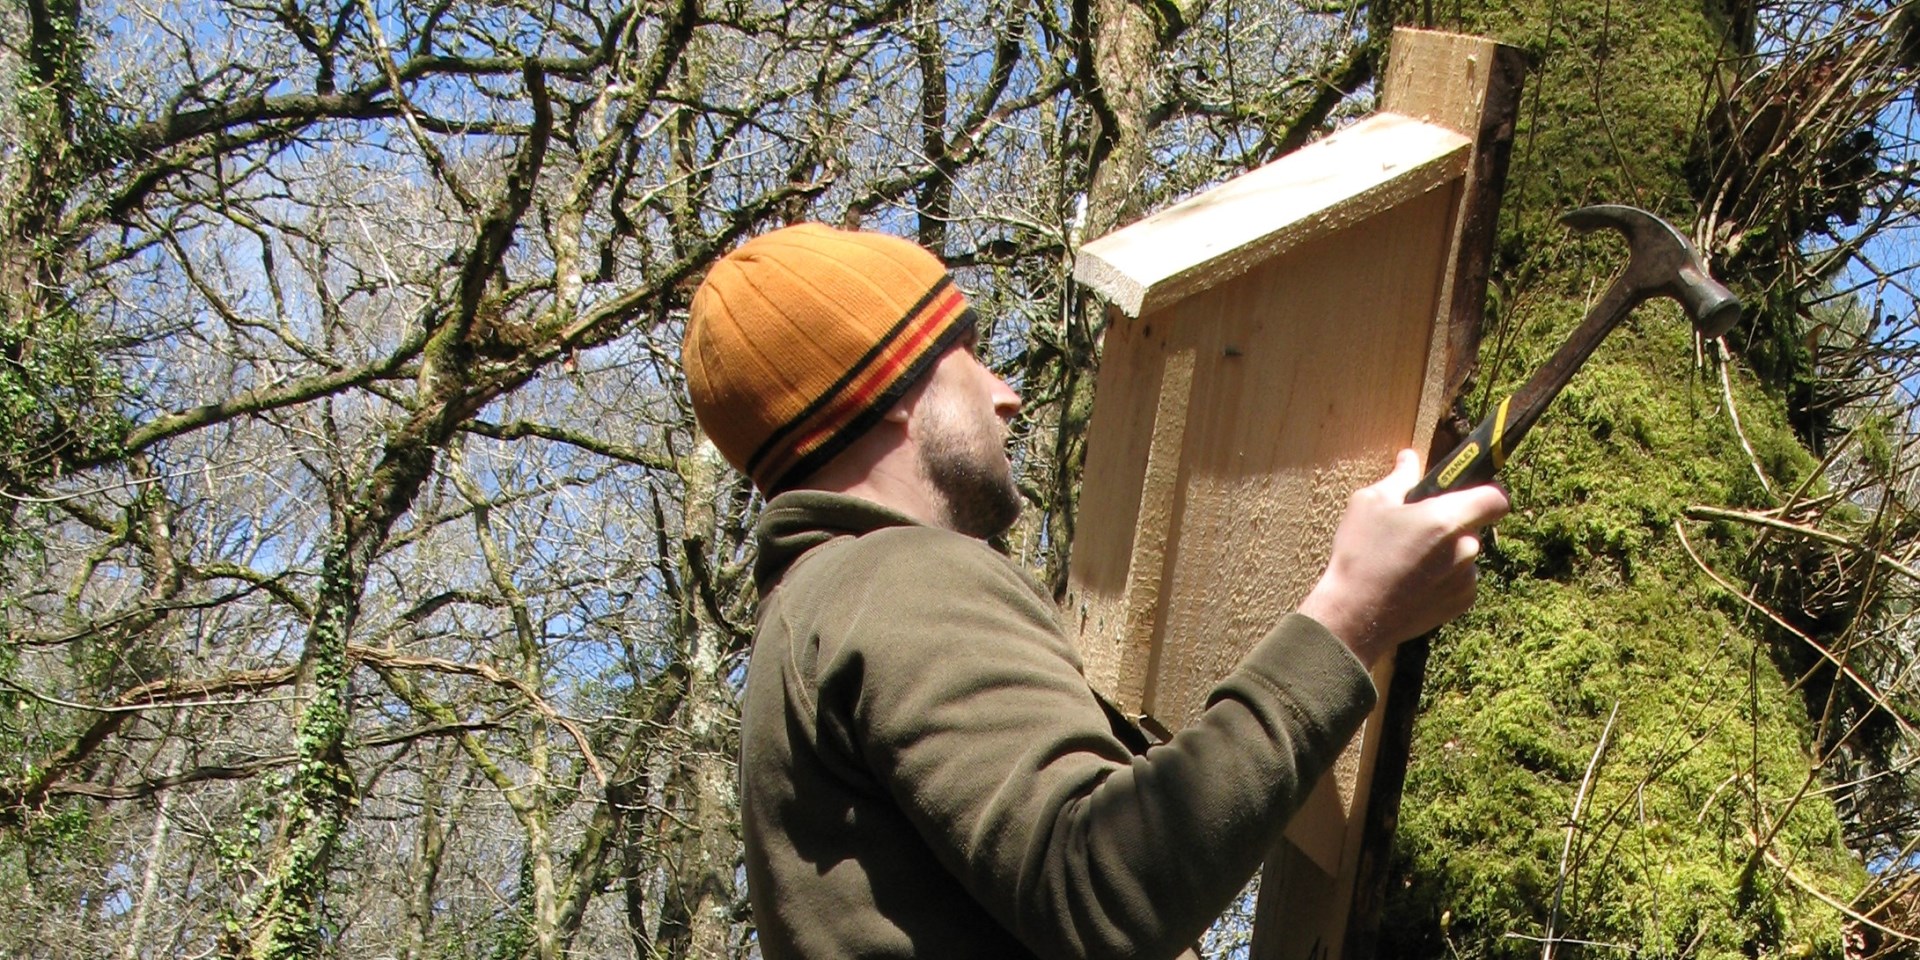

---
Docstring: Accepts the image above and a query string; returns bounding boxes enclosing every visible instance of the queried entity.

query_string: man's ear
[882,373,929,426]
[881,394,913,425]
[884,357,943,429]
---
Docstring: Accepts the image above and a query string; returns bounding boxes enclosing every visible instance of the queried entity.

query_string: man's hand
[1297,449,1511,666]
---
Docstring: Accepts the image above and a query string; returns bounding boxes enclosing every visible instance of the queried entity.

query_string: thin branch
[1756,840,1920,945]
[462,418,674,470]
[1675,521,1919,741]
[0,669,302,714]
[93,327,431,466]
[1682,504,1920,585]
[349,644,608,788]
[1543,702,1621,960]
[1717,340,1775,499]
[46,721,501,801]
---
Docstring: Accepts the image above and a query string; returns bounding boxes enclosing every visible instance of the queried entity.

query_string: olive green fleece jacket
[741,491,1378,959]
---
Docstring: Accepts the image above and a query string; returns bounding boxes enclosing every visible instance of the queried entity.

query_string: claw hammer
[1406,204,1742,502]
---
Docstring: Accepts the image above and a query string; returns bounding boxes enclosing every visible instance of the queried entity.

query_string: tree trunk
[1372,4,1864,957]
[119,756,179,960]
[655,441,744,959]
[1035,0,1192,593]
[1080,0,1163,239]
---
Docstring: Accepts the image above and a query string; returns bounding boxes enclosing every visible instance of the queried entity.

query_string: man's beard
[918,412,1022,539]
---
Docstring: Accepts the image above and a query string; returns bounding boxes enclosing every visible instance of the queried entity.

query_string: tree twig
[348,644,608,788]
[1543,701,1621,960]
[1683,503,1920,584]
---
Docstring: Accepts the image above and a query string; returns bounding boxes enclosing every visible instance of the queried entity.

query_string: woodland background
[2,0,1918,957]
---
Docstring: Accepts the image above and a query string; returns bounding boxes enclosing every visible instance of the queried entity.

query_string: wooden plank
[1384,27,1527,453]
[1340,29,1530,960]
[1253,29,1526,960]
[1062,26,1522,960]
[1065,304,1170,709]
[1117,343,1197,723]
[1074,113,1470,318]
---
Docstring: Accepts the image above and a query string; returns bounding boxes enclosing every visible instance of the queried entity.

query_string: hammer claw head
[1561,204,1741,338]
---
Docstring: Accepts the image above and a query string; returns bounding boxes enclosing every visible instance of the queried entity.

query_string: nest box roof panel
[1073,113,1471,318]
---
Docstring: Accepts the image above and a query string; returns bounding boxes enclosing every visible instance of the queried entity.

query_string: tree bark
[655,441,744,959]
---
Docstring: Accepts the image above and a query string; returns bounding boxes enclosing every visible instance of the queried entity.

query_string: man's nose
[991,374,1022,420]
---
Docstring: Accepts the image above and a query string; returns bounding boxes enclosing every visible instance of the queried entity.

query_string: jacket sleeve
[810,527,1377,960]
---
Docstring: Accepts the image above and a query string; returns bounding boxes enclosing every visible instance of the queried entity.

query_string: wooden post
[1062,28,1525,959]
[1341,33,1528,960]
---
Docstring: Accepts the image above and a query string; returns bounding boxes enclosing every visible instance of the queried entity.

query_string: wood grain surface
[1063,26,1525,960]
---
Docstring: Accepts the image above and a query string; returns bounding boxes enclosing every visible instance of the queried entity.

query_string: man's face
[910,334,1023,539]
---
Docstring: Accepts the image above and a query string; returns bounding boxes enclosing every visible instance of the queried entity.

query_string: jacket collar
[752,490,924,591]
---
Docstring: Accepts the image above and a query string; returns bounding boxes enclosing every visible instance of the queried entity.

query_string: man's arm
[817,535,1372,958]
[814,452,1506,958]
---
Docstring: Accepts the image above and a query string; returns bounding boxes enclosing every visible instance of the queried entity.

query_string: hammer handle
[1406,396,1518,502]
[1405,272,1643,503]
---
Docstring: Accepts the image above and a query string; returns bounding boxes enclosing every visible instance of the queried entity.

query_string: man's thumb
[1384,448,1423,494]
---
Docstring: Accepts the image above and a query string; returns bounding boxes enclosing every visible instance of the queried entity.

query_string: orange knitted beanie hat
[683,224,976,493]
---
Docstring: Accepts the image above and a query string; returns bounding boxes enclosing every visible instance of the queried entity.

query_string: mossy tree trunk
[1376,3,1866,957]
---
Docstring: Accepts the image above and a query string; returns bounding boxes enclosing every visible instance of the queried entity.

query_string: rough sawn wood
[1061,27,1525,960]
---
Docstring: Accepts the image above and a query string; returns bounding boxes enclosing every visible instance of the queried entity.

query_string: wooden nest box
[1065,28,1524,960]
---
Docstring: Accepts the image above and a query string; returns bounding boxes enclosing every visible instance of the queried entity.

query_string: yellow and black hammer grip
[1405,396,1515,503]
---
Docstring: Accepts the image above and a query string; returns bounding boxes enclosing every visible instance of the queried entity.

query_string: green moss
[1391,566,1857,956]
[1378,2,1864,956]
[0,299,127,506]
[0,2,132,522]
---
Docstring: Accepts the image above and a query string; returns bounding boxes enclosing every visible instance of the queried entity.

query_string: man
[682,223,1509,959]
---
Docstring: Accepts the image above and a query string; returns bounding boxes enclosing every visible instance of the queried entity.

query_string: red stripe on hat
[756,286,967,486]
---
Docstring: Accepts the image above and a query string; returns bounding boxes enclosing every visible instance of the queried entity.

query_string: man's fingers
[1394,447,1422,479]
[1372,451,1508,521]
[1426,482,1512,530]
